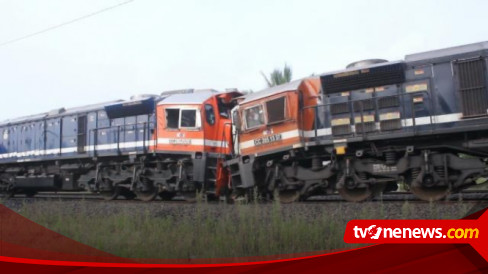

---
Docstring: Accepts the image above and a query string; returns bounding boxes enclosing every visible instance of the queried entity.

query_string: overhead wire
[0,0,135,47]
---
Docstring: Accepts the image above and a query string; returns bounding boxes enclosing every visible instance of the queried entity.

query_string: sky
[0,0,487,120]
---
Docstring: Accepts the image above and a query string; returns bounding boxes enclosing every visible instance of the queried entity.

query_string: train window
[217,98,229,118]
[266,97,286,124]
[244,105,265,129]
[205,104,216,125]
[181,109,197,128]
[166,109,180,129]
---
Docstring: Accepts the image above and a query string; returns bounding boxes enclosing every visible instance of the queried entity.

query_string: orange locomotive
[226,78,327,202]
[152,89,241,200]
[0,89,241,201]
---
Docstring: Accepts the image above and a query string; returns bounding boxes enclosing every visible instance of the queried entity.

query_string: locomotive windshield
[181,109,197,128]
[244,105,265,129]
[165,109,180,129]
[165,108,200,129]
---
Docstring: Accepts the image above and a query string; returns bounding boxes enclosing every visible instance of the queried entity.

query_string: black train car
[310,41,488,201]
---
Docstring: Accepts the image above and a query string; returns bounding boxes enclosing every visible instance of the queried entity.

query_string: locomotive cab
[227,78,323,202]
[235,78,321,156]
[154,90,241,200]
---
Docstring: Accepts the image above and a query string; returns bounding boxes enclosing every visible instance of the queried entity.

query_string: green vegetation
[261,64,293,87]
[2,198,476,259]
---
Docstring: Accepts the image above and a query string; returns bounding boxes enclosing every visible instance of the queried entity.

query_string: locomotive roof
[158,90,219,105]
[405,41,488,63]
[239,79,307,104]
[0,100,123,126]
[319,60,404,77]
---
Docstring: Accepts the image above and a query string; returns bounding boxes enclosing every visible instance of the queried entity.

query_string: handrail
[300,89,434,141]
[88,122,155,155]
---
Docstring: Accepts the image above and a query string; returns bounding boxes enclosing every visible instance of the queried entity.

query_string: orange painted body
[149,91,240,196]
[237,78,321,156]
[153,94,237,155]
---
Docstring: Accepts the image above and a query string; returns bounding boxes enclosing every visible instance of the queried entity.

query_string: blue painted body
[0,100,156,163]
[314,42,488,145]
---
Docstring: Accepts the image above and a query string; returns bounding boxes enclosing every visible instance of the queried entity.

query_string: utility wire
[0,0,135,47]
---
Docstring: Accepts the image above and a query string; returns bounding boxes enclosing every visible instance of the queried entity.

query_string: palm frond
[262,64,293,87]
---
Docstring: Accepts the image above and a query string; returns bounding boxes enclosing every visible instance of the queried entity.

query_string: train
[1,41,488,202]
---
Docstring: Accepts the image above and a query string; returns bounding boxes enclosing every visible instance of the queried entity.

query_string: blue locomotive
[227,41,488,202]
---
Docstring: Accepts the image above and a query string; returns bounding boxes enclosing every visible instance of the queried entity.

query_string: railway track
[1,190,487,203]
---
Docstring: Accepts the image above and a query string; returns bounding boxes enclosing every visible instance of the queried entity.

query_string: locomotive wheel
[135,188,159,202]
[277,190,300,203]
[119,188,136,200]
[410,184,450,201]
[338,187,373,202]
[337,175,373,202]
[338,182,386,202]
[408,173,451,201]
[180,191,202,203]
[100,187,121,201]
[159,191,176,201]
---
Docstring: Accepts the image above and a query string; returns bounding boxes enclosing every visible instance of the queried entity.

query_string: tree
[261,64,292,87]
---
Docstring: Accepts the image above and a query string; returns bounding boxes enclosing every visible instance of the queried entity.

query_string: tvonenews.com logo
[343,212,488,261]
[353,225,479,240]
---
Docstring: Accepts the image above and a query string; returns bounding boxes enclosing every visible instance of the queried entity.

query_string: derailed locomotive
[228,41,488,202]
[1,41,488,202]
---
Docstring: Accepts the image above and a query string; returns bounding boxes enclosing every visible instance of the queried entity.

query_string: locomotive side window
[217,98,229,118]
[244,105,265,129]
[166,109,180,129]
[181,109,197,128]
[266,97,286,124]
[205,104,216,125]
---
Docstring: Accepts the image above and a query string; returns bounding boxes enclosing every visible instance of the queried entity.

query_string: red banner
[1,205,487,272]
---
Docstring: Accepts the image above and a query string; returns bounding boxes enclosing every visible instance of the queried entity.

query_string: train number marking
[169,139,192,145]
[254,134,282,146]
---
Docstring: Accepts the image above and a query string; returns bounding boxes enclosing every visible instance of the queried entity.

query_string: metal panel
[378,96,400,108]
[456,58,488,117]
[77,116,87,153]
[330,102,350,115]
[355,122,376,133]
[353,99,375,111]
[380,119,402,131]
[332,125,351,136]
[321,62,405,94]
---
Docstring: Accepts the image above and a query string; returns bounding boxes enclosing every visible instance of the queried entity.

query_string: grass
[1,197,478,259]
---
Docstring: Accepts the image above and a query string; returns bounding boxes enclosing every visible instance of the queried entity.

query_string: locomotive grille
[330,102,350,114]
[321,62,405,94]
[354,99,375,111]
[380,119,402,131]
[456,58,488,117]
[332,125,352,136]
[378,96,400,108]
[355,122,376,133]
